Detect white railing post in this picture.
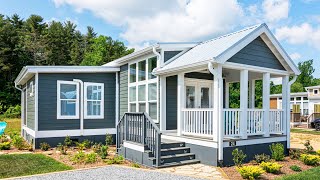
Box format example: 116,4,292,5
263,73,270,137
177,73,185,136
240,70,248,139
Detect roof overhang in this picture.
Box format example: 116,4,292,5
270,92,308,98
305,85,320,91
15,66,119,86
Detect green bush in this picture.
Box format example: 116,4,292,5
76,142,86,151
131,162,140,168
85,153,97,164
57,143,68,155
0,142,11,150
236,165,265,180
317,150,320,156
304,140,314,153
105,134,113,145
92,143,102,153
64,136,72,146
99,145,108,159
71,151,85,164
40,142,51,151
2,105,21,118
82,139,92,149
290,165,302,172
254,154,270,163
12,135,25,150
0,135,9,143
300,154,320,166
106,155,124,165
260,162,283,174
289,149,301,159
269,143,285,161
232,148,246,166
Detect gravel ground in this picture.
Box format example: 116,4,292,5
14,166,205,180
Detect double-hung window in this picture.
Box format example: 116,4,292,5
128,56,158,121
57,81,79,119
84,82,104,119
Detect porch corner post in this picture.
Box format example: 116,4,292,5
282,76,289,136
160,76,166,131
225,82,230,108
263,73,270,137
240,69,248,139
177,73,185,136
248,79,255,108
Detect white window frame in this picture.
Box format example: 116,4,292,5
314,89,319,95
128,55,158,122
29,81,34,97
84,82,104,119
57,80,80,119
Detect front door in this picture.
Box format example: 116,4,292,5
185,79,212,108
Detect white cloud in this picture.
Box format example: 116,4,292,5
262,0,289,22
275,23,320,49
290,53,301,60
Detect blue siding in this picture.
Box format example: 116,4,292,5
38,73,116,131
166,75,177,130
119,64,128,119
227,37,285,70
164,51,182,62
26,76,35,130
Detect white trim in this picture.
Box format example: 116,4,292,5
160,76,166,131
162,135,218,148
263,73,270,137
223,136,287,147
123,141,145,152
29,81,34,97
22,126,35,137
240,69,248,139
84,82,104,119
57,80,80,119
36,128,116,138
223,62,290,75
116,72,119,126
35,73,38,131
177,73,185,136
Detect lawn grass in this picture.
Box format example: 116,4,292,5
0,117,21,134
0,154,72,179
278,166,320,180
291,128,320,135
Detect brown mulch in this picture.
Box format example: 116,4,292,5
222,157,315,180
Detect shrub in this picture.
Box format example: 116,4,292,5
289,149,301,159
71,151,86,164
85,153,97,164
40,142,51,151
82,139,92,149
99,145,108,159
232,148,246,167
92,143,102,153
76,142,86,151
290,165,302,172
0,135,9,143
254,154,270,163
3,105,21,118
131,162,140,168
105,134,113,145
64,136,72,146
0,142,11,150
8,131,19,139
12,135,25,150
106,155,124,165
304,140,314,153
269,143,284,161
236,166,265,180
57,143,68,155
317,150,320,156
300,154,320,166
260,162,283,174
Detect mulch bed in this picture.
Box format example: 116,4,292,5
222,157,315,180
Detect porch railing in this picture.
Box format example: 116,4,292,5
269,109,284,134
116,112,162,167
247,109,264,135
182,108,214,138
223,109,241,137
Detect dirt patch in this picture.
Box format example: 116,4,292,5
291,132,320,150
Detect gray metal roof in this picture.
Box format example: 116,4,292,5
156,24,263,72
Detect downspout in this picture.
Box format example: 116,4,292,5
153,46,162,126
208,62,224,165
287,75,297,148
73,79,84,136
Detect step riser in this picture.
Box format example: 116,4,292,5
152,155,196,164
161,142,185,149
161,149,190,156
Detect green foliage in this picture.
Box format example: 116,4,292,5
99,145,109,159
84,153,97,164
56,143,67,155
12,135,25,150
0,142,11,150
316,150,320,156
303,140,314,153
269,143,285,161
82,139,92,149
131,162,141,168
75,142,86,151
232,148,246,167
296,60,315,89
105,133,113,145
300,154,320,166
2,105,21,118
290,165,302,172
92,142,102,153
254,154,270,163
64,136,72,147
40,142,50,151
70,151,85,164
0,135,10,143
289,149,301,159
236,165,265,180
106,155,124,165
259,162,283,174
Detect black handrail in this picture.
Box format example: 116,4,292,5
116,112,162,167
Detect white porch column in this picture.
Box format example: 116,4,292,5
177,73,185,136
263,73,270,137
225,82,230,108
160,76,166,131
282,76,289,136
240,70,248,139
248,80,255,108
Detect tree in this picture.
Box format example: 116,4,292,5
296,60,314,88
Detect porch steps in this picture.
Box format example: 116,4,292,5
148,141,200,168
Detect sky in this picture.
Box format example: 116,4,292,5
0,0,319,78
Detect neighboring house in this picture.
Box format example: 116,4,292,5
14,23,300,167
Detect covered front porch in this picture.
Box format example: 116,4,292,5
159,62,290,143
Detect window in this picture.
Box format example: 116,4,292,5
314,89,319,95
29,81,34,97
84,82,104,119
296,97,301,100
128,56,158,121
57,81,79,119
303,97,308,100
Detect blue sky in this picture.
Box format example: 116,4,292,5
0,0,319,78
